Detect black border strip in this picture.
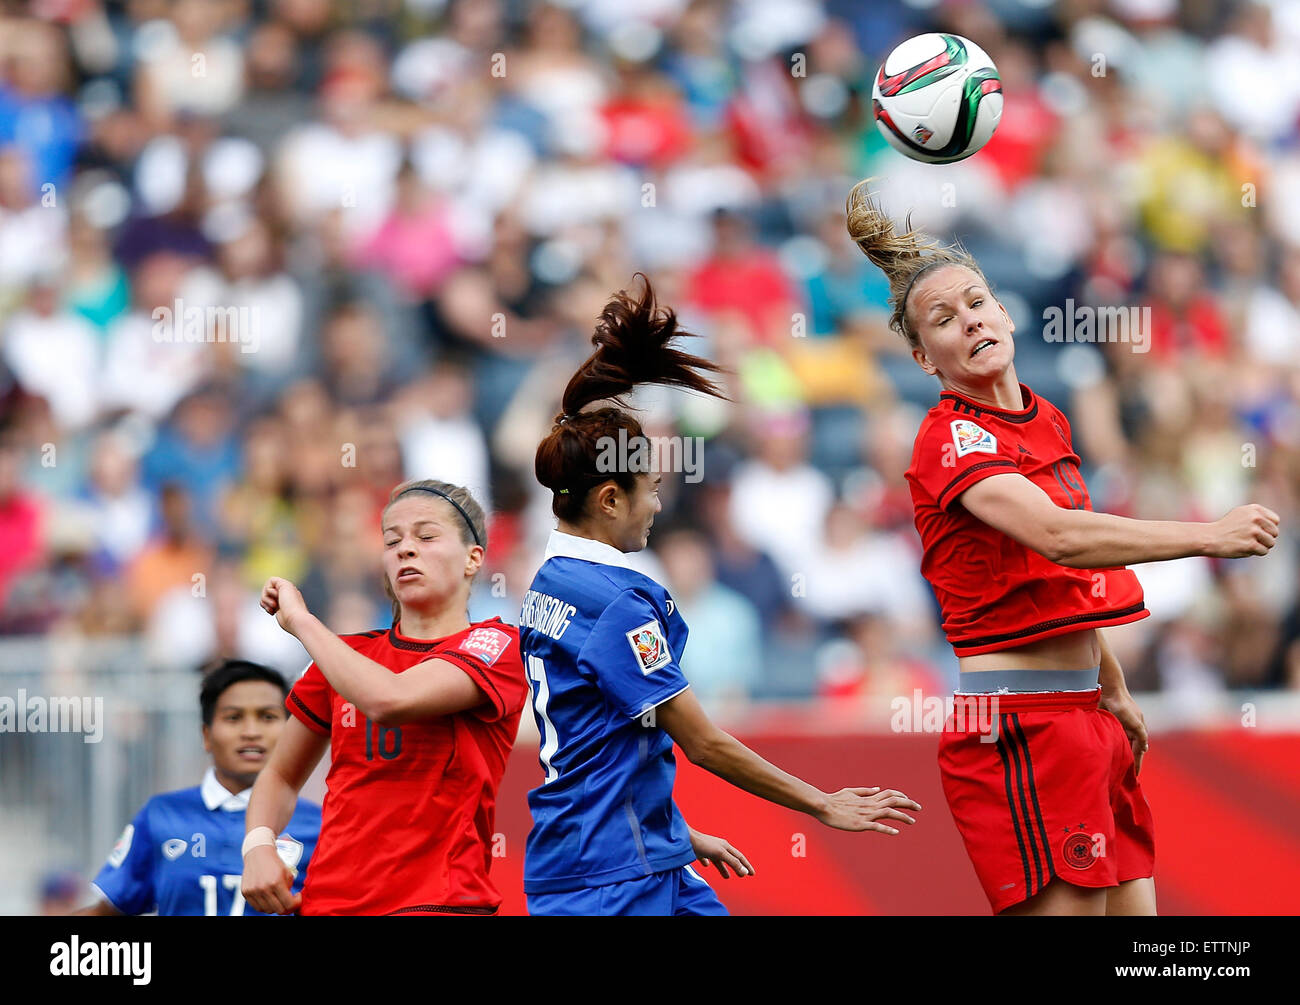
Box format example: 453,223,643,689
936,459,1018,510
995,713,1033,899
954,602,1147,651
387,628,438,652
942,389,1039,423
385,903,499,915
1011,713,1056,889
289,691,330,733
1003,717,1045,895
437,648,506,717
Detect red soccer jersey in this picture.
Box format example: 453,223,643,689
286,618,528,915
905,383,1149,656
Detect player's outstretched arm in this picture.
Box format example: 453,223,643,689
242,716,327,915
260,576,485,724
960,473,1279,569
656,689,921,834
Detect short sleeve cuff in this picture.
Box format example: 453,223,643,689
622,682,690,720
437,650,508,721
936,459,1019,511
89,881,132,916
286,691,331,736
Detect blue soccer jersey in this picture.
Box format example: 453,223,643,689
91,768,321,916
520,530,697,894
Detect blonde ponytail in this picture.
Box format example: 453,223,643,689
845,178,991,349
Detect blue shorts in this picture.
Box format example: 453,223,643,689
527,865,729,917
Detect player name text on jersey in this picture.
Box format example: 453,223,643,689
520,590,577,640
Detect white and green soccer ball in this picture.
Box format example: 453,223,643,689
872,33,1003,164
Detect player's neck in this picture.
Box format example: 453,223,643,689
944,370,1022,411
396,605,471,641
557,520,623,552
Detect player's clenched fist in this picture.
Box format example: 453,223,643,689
1208,504,1281,558
260,576,309,633
816,787,922,834
241,845,301,916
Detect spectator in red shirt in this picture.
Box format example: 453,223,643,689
600,62,694,169
1142,251,1229,362
685,209,800,347
0,428,42,615
969,40,1059,194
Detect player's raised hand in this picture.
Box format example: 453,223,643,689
689,828,754,879
260,576,309,633
1208,504,1281,558
816,787,922,834
241,845,301,915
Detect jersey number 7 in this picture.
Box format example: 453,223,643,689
527,655,560,784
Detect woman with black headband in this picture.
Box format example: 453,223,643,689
242,478,529,915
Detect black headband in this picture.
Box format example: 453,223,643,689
394,486,483,546
900,260,944,316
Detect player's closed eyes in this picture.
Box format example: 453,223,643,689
385,535,436,547
938,299,983,326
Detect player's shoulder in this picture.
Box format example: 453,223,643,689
599,580,674,627
468,616,519,639
291,629,389,681
1029,384,1064,420
449,618,522,670
535,544,671,621
912,393,978,441
141,785,205,817
339,627,389,651
541,552,632,591
909,397,999,465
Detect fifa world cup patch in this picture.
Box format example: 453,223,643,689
626,621,672,674
107,824,135,868
458,627,510,666
950,418,998,457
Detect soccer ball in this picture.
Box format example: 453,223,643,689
871,33,1002,165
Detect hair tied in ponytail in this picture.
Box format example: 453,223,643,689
535,273,729,522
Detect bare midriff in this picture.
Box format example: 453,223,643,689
957,627,1101,673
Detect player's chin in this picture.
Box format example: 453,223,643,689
965,347,1010,375
395,578,445,604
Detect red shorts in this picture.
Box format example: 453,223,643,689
938,688,1155,914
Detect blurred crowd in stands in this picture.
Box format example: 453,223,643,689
1,0,1299,712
